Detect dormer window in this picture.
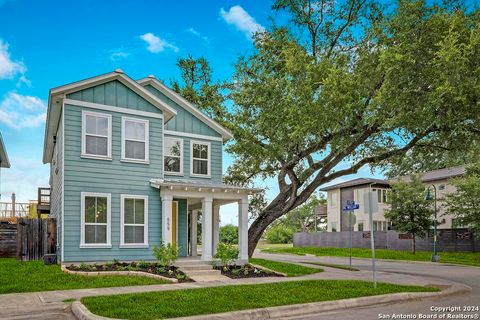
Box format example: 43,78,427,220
164,137,183,175
82,111,112,159
190,141,210,177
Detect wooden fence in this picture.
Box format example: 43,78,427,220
0,223,17,257
16,218,56,261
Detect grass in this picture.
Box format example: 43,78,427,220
262,247,480,267
302,261,360,271
0,258,170,294
249,258,323,276
256,241,293,250
81,280,438,320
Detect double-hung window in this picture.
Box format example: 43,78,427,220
121,195,148,247
122,117,149,163
82,111,111,159
190,141,210,177
80,192,111,248
164,137,183,175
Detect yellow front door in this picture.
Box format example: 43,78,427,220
172,201,178,247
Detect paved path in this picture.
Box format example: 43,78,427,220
0,255,475,319
255,252,480,320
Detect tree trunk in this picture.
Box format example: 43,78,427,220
247,206,287,257
412,234,416,254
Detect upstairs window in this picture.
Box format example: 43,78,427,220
164,137,183,175
82,111,111,159
122,117,149,162
191,141,210,177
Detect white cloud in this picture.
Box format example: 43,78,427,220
0,92,46,129
139,33,179,53
220,5,265,39
186,27,210,44
0,39,26,80
109,50,130,61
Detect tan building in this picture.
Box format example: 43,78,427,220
320,166,466,232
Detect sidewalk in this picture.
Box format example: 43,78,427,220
0,260,468,319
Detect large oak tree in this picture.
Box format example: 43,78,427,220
172,1,480,256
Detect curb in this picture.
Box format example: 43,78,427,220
61,265,178,283
71,282,471,320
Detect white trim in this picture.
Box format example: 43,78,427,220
190,140,211,178
80,192,112,248
61,102,65,262
81,110,112,160
164,130,223,142
121,116,150,163
137,77,233,141
163,137,183,176
65,99,163,119
120,194,149,248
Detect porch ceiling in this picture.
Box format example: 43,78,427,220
149,178,263,196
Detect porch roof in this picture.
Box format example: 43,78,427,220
149,178,263,194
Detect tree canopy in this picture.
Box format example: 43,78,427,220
171,0,480,256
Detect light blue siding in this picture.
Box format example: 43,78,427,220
68,80,161,114
165,134,223,183
143,84,221,137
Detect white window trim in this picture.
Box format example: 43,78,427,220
80,192,112,248
120,194,149,248
81,110,112,160
121,116,150,164
164,137,184,176
190,140,211,178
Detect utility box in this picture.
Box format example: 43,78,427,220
43,254,57,265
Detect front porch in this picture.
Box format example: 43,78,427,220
150,179,262,264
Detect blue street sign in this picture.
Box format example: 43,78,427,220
343,204,359,211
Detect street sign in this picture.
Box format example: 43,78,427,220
343,204,359,211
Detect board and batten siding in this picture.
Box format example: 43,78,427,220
143,84,222,138
49,111,63,260
62,99,165,262
176,199,188,257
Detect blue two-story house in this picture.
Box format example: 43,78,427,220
43,69,259,264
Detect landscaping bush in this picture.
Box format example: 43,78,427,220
219,224,238,244
214,242,238,270
152,242,179,267
265,225,295,244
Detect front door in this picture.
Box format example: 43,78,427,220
172,201,178,247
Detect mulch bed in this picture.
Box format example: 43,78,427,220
66,261,193,282
215,264,284,279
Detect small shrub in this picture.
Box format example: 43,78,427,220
112,258,120,265
156,266,166,274
231,268,241,276
214,242,238,270
138,260,151,269
168,269,174,276
265,225,294,244
176,273,186,280
152,242,179,267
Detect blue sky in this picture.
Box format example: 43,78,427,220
0,0,383,225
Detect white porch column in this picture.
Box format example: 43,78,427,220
238,196,249,261
161,194,173,245
212,205,220,255
191,209,198,257
201,196,213,261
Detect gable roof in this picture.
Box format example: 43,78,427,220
320,178,390,191
137,76,233,141
395,165,466,183
43,70,178,164
0,132,10,168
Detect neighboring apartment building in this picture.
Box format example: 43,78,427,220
320,166,466,232
43,70,261,263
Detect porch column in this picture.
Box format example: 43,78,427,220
190,209,198,257
238,196,249,261
212,205,220,255
201,196,213,261
161,194,173,244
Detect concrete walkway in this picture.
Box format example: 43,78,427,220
0,258,465,319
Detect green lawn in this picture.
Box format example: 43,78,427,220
262,247,480,267
82,280,438,320
256,241,293,250
0,258,170,294
249,258,323,276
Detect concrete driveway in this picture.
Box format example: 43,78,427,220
255,252,480,320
